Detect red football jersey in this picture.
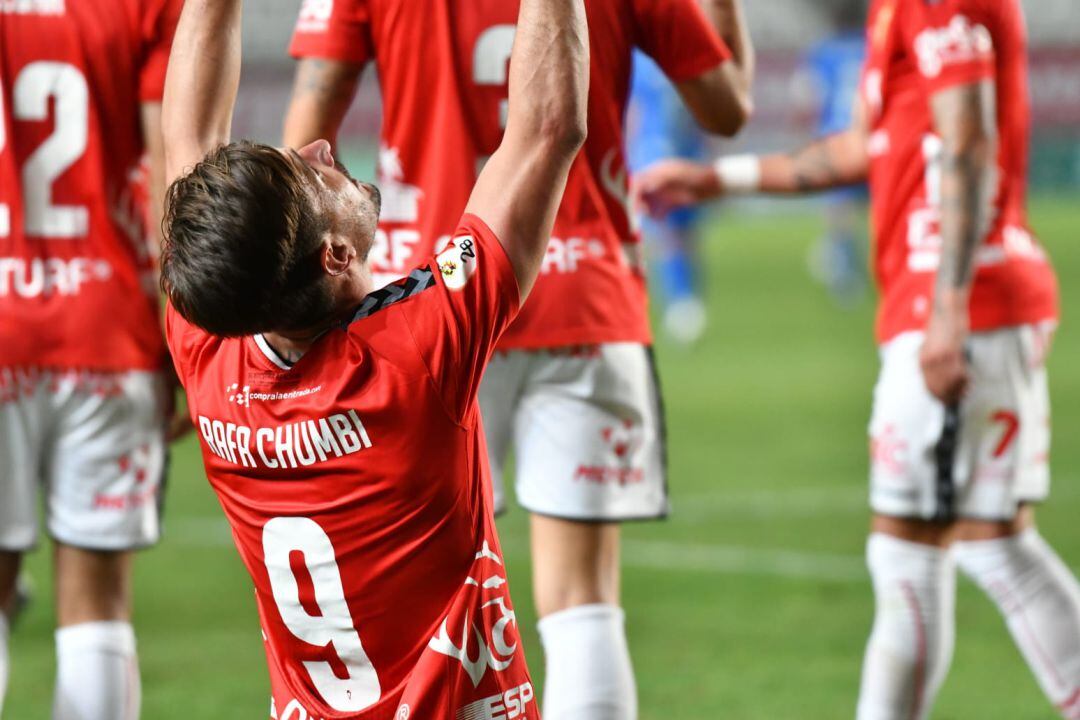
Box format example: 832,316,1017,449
0,0,180,371
167,216,538,720
290,0,730,349
862,0,1057,343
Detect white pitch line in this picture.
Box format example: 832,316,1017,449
162,474,1080,584
164,516,868,583
621,539,867,583
671,486,866,520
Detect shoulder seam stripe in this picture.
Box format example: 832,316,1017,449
347,267,436,324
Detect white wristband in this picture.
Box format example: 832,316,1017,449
714,154,761,193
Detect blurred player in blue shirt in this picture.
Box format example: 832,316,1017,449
627,51,710,344
797,3,868,306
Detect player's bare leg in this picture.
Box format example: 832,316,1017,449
0,550,19,714
52,544,139,720
954,508,1080,719
532,516,635,720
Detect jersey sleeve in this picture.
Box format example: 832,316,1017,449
399,214,521,425
633,0,732,83
164,302,206,388
289,0,374,66
138,0,182,102
905,0,998,93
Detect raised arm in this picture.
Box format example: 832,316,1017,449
918,79,997,403
161,0,242,184
283,58,365,151
634,93,869,218
676,0,755,135
140,103,166,258
463,0,589,300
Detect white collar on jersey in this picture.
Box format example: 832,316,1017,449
253,333,294,370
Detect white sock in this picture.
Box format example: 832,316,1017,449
956,529,1080,718
856,534,956,720
0,613,9,717
53,621,139,720
537,603,637,720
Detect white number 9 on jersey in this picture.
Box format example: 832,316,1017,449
263,517,381,712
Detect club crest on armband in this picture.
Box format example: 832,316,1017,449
436,235,478,291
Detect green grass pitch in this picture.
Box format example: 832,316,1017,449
6,198,1079,719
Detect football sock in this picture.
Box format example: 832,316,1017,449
955,529,1080,719
856,533,956,720
53,621,139,720
537,603,637,720
0,613,9,716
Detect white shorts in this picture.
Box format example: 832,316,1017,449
869,324,1052,521
0,369,167,551
479,344,668,521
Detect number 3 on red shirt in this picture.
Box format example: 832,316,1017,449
263,517,382,712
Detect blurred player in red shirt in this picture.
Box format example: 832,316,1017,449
160,0,587,716
285,2,753,715
634,0,1080,717
0,1,180,716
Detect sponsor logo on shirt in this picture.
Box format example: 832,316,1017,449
0,257,112,298
429,542,520,686
197,410,372,470
295,0,332,33
377,145,424,223
914,14,993,78
456,682,535,720
599,147,631,227
0,0,64,15
224,382,323,407
437,235,478,291
540,236,607,275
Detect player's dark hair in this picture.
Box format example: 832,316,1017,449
161,141,333,337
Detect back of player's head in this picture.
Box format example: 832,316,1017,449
161,141,334,337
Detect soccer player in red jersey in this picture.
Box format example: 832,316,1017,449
284,3,753,715
0,1,181,716
634,0,1080,717
160,0,587,715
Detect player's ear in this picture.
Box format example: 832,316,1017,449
322,237,355,277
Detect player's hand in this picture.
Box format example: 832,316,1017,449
631,159,722,219
919,297,970,405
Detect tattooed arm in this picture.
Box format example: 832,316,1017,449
633,93,869,217
282,58,365,150
918,80,998,403
756,117,868,193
